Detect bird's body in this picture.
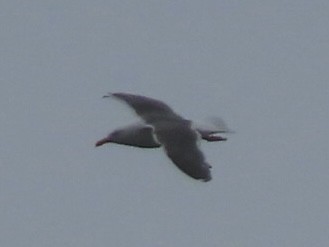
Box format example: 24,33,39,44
96,123,160,148
95,121,227,148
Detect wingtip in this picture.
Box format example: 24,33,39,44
202,176,212,182
103,92,130,99
102,92,113,98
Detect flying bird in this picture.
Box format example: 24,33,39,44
96,93,230,182
95,122,228,148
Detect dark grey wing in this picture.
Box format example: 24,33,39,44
154,121,212,182
107,92,184,123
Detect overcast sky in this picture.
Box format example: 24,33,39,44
1,1,329,246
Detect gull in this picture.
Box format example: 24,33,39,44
95,121,228,148
96,93,230,182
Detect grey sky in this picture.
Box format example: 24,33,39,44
1,1,329,246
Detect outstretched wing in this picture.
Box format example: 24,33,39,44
154,121,212,182
107,92,183,123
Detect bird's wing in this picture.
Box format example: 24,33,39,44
107,92,184,123
154,121,212,182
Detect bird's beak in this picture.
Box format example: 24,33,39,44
95,136,111,147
